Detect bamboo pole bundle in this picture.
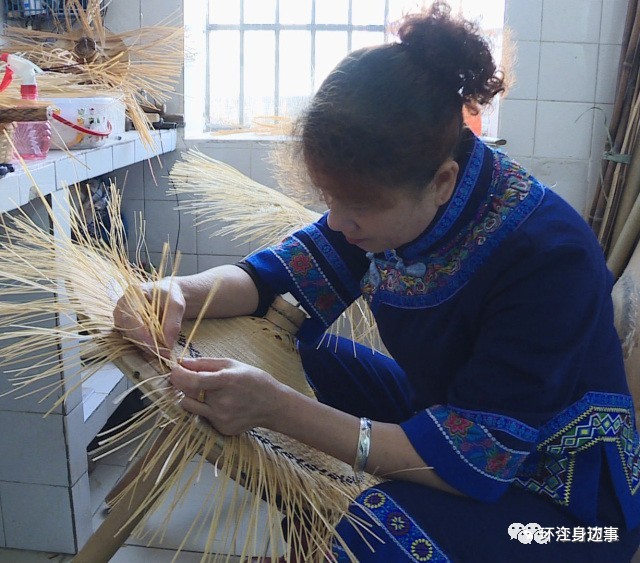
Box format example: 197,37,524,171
588,0,640,271
169,149,386,353
1,0,183,146
0,180,380,562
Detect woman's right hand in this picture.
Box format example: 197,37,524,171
112,277,186,358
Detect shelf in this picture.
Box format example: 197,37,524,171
81,362,133,452
0,128,177,214
0,126,177,554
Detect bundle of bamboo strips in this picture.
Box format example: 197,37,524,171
0,180,378,562
169,149,385,353
1,0,183,147
588,0,640,277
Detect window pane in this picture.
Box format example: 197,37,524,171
210,31,241,127
279,0,312,25
351,31,385,51
352,0,386,25
244,31,276,124
209,0,240,25
244,0,276,24
314,31,348,89
460,0,505,30
387,0,425,24
279,31,312,117
315,0,349,24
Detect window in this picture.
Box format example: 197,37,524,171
184,0,505,138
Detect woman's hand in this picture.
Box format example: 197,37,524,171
113,278,186,358
170,357,286,435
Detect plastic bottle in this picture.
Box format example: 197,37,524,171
0,53,51,161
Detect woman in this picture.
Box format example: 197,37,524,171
115,4,640,561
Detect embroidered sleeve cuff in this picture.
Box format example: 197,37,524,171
401,406,536,502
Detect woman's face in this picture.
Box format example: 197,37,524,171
319,180,441,253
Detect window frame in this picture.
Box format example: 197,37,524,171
203,0,392,131
184,0,504,139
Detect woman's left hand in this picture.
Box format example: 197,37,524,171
169,357,285,435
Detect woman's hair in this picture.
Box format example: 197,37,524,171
296,1,505,195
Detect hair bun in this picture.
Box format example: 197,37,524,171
396,1,505,108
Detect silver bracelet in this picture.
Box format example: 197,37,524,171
353,417,372,480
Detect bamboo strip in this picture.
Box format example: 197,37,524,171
0,177,379,561
169,149,386,353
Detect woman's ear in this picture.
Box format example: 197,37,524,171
432,159,459,206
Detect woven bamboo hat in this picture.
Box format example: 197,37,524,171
116,294,370,487
106,294,380,562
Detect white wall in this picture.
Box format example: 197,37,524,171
500,0,627,215
106,0,628,276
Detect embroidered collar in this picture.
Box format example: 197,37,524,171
361,149,546,309
401,134,486,260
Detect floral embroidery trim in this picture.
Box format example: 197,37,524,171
269,236,347,328
361,151,545,309
408,136,485,257
515,393,640,505
449,405,539,443
426,405,530,482
302,222,362,297
359,488,450,562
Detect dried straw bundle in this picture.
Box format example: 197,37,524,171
2,0,183,146
169,149,385,352
0,183,380,562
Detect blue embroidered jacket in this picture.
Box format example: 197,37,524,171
244,135,640,530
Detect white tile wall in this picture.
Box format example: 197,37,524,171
600,0,629,44
197,254,246,272
196,215,254,258
534,101,595,159
504,0,543,41
508,41,540,100
0,411,69,487
143,151,183,201
0,359,64,415
144,199,197,254
596,43,624,103
70,474,94,549
115,161,145,200
529,158,590,211
0,481,76,553
500,0,629,215
537,42,599,102
250,145,280,189
541,0,603,43
116,137,290,273
146,252,199,276
499,99,537,155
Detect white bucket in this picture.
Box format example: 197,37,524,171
45,97,126,150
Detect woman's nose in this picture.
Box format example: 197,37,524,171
327,207,357,234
